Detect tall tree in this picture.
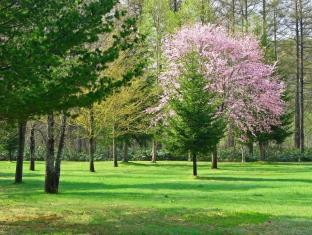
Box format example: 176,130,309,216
165,53,225,176
1,0,140,190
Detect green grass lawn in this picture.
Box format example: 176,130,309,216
0,161,312,234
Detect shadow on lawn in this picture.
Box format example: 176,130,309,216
119,161,196,168
1,206,312,234
197,176,312,184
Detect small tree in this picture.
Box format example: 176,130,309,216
166,54,225,176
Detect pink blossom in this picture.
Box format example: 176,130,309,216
158,23,285,135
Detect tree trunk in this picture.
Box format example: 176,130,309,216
211,147,218,169
29,124,35,171
299,0,304,155
294,0,301,149
173,0,178,12
248,141,253,157
192,152,197,176
77,137,82,153
273,2,277,60
241,146,245,163
55,113,67,189
244,0,248,33
262,0,266,34
113,125,118,167
151,139,157,163
226,127,235,148
89,109,95,172
45,114,57,194
123,140,129,162
15,120,27,184
188,150,191,161
259,142,265,161
231,0,235,33
8,149,12,162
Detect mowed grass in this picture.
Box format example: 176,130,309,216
0,161,312,234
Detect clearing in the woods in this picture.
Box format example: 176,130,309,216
0,161,311,234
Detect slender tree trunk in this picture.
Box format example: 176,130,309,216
15,120,27,184
188,150,191,161
262,0,266,33
273,3,277,60
248,141,253,157
151,139,157,163
173,0,178,12
244,0,248,33
29,124,35,171
192,152,197,176
55,113,67,189
77,137,82,153
299,0,304,155
259,142,265,161
89,109,95,172
45,114,57,194
211,147,218,169
113,125,118,167
123,140,129,162
294,0,301,149
232,0,235,33
226,127,235,148
8,149,12,162
241,146,245,163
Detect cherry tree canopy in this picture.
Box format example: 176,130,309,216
156,23,285,135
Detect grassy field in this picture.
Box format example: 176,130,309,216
0,161,311,234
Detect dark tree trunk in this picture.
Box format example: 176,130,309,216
29,124,35,171
123,140,129,162
244,0,248,32
15,120,27,184
172,0,178,12
113,125,118,167
248,142,254,157
273,4,277,60
231,0,235,33
55,113,67,189
151,139,157,163
294,0,300,149
113,137,118,167
8,149,12,162
299,0,304,155
211,147,218,169
89,109,95,172
259,142,266,161
77,137,82,153
262,0,266,33
45,114,57,194
226,127,235,148
192,152,197,176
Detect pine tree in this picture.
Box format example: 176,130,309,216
165,54,225,176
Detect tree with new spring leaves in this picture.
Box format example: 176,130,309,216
0,0,142,193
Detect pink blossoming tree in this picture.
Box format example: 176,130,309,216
150,23,286,169
157,23,285,138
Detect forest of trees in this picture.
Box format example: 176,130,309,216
1,0,312,193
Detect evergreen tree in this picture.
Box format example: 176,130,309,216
165,54,225,176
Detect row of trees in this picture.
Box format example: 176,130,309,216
0,0,143,193
1,0,308,191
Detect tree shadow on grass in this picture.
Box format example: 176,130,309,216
197,176,312,184
119,161,196,168
1,206,311,234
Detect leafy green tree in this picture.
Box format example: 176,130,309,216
0,1,141,191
